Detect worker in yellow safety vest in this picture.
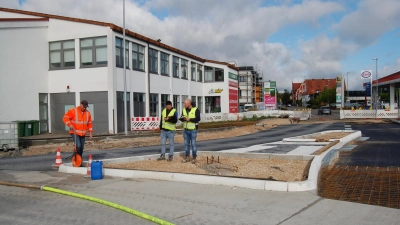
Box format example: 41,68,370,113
180,98,201,164
157,101,178,161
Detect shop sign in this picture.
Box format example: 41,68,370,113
209,88,223,94
229,80,238,88
229,72,238,81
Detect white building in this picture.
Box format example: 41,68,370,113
0,8,239,135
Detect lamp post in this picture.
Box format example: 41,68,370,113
122,0,128,135
372,58,378,109
347,72,350,105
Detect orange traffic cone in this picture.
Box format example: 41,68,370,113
52,148,63,167
84,154,92,178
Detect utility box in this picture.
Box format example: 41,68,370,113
0,122,19,152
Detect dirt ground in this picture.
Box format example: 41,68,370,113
0,118,390,158
104,155,310,182
306,132,350,140
6,118,291,157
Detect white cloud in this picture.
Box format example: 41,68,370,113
333,0,400,45
0,0,349,90
380,58,400,77
296,35,357,78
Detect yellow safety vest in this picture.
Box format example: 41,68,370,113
162,108,177,131
182,107,197,130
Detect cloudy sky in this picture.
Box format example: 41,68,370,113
3,0,400,90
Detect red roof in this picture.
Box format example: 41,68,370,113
0,7,238,71
372,71,400,85
303,79,336,95
292,83,301,93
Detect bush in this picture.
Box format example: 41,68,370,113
311,105,319,109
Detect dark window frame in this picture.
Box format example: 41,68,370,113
80,36,108,68
191,62,196,81
132,43,145,71
197,64,203,82
49,39,75,70
160,52,169,76
149,48,158,74
173,56,179,78
181,59,188,79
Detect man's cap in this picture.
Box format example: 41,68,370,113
166,100,172,106
81,100,89,107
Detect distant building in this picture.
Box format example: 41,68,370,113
238,66,263,109
292,78,344,106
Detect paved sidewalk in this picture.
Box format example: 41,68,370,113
0,170,398,225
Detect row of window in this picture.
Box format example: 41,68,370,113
49,36,225,83
134,92,203,117
50,36,107,69
148,48,204,82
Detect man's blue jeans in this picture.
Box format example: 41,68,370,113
161,130,175,157
71,134,85,156
183,129,197,157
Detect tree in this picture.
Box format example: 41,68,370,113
282,90,291,105
316,87,336,106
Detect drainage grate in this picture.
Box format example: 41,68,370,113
318,166,400,209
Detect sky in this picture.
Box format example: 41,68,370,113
3,0,400,91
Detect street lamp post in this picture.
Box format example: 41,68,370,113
347,72,350,105
373,58,378,109
123,0,128,135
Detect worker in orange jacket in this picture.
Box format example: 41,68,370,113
63,100,93,157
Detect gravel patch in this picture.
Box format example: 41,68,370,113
10,119,291,157
104,155,311,182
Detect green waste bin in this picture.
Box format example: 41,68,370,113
31,120,40,135
24,121,33,137
13,121,26,138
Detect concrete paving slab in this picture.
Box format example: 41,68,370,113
0,170,398,225
286,146,322,155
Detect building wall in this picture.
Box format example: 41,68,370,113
0,21,49,121
0,10,239,134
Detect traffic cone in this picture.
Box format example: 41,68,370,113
84,154,92,178
52,148,62,167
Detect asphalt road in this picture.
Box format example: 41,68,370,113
0,123,345,171
336,123,400,167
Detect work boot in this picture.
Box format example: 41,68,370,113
182,156,190,163
191,156,197,164
167,155,173,162
157,154,166,161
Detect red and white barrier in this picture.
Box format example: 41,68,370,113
131,117,160,130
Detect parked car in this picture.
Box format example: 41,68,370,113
318,106,331,115
286,104,291,107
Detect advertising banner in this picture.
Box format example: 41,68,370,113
365,82,371,97
264,84,276,109
229,88,238,113
264,95,276,108
229,80,238,88
336,76,342,106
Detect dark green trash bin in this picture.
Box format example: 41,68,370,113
13,121,25,138
31,120,40,135
24,121,33,137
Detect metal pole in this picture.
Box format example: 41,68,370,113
347,72,349,104
373,58,378,109
123,0,127,135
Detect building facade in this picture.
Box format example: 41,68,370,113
0,8,239,135
238,66,263,109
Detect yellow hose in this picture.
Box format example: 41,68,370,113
40,186,174,225
0,181,174,225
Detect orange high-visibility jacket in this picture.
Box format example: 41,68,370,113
63,106,93,136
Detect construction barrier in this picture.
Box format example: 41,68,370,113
131,110,311,130
131,117,160,130
340,110,400,119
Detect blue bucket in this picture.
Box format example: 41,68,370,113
91,161,103,180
